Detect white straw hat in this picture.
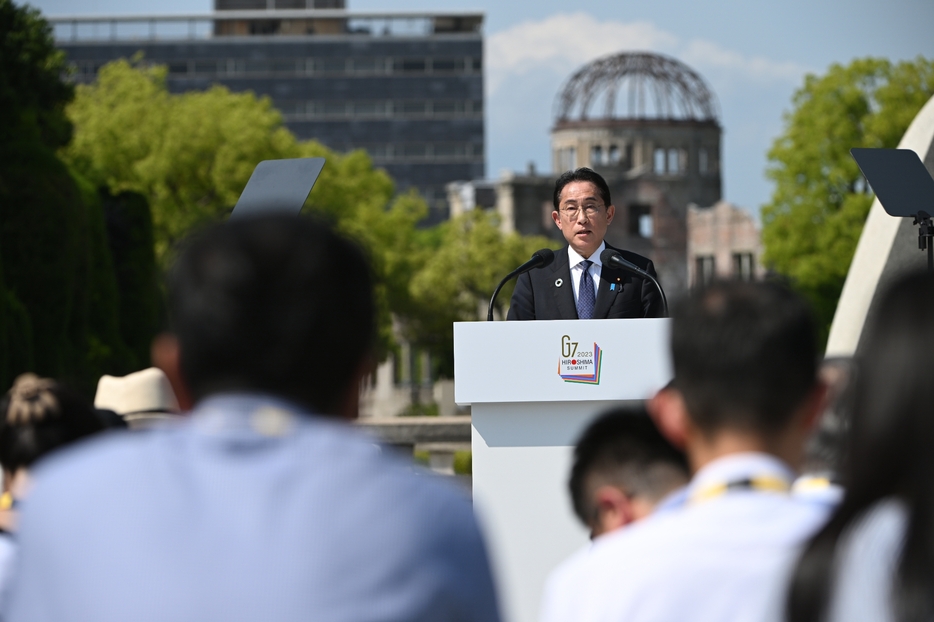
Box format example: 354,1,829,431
94,368,180,423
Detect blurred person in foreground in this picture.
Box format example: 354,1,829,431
0,374,104,600
3,214,501,622
541,405,688,620
540,279,829,622
791,357,852,508
786,271,934,622
569,405,688,539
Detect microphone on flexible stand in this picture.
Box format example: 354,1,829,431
600,248,669,318
487,249,556,321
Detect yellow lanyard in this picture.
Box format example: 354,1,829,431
690,475,791,505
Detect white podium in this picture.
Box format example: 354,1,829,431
454,319,672,622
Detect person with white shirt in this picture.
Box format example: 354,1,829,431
786,271,934,622
540,279,830,622
507,168,663,320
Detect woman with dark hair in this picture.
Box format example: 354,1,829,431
0,374,104,599
786,270,934,622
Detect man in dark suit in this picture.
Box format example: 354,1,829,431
507,168,663,320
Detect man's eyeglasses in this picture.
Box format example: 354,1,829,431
562,204,604,219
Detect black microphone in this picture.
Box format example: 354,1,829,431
600,248,669,318
487,249,556,321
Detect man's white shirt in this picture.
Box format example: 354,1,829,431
540,452,831,622
568,242,605,306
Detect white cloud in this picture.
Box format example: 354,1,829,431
486,14,811,97
484,13,812,210
486,13,677,95
680,39,812,84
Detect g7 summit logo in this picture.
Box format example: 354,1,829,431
558,335,602,385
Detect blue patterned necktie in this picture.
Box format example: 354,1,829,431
577,259,595,319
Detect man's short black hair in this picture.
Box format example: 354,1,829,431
167,214,376,415
671,280,818,435
569,406,688,526
553,168,612,210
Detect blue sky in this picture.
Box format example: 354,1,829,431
29,0,934,216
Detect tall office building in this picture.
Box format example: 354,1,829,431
50,1,485,223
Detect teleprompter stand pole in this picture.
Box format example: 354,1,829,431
912,210,934,272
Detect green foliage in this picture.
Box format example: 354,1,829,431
453,450,471,476
64,58,562,378
99,189,162,369
398,402,439,417
0,141,137,393
0,0,73,148
762,57,934,334
410,450,471,475
70,172,136,381
296,142,423,357
65,58,300,261
0,4,148,395
65,59,431,360
407,210,559,376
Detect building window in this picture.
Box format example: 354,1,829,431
394,58,427,73
629,204,652,238
695,256,716,287
559,147,576,172
608,144,620,164
431,58,459,73
699,147,718,174
399,100,428,116
591,145,603,166
356,142,482,163
654,148,666,173
733,253,755,281
281,98,481,120
351,57,387,73
314,57,347,74
667,148,686,175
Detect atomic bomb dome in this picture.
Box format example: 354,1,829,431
548,51,724,296
554,52,719,123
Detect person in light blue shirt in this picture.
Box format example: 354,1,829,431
3,214,501,622
540,280,831,622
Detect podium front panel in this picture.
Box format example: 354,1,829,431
454,319,671,404
455,319,672,622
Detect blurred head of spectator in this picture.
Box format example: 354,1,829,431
788,271,934,622
152,213,376,418
652,279,823,472
0,374,103,523
569,405,688,538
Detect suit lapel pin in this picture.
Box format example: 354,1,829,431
610,283,616,291
555,278,563,287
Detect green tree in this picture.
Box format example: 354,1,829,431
99,189,162,370
65,58,300,261
65,59,429,357
0,1,135,393
0,0,73,149
762,56,934,333
407,210,558,376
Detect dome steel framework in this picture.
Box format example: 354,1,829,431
554,52,719,123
